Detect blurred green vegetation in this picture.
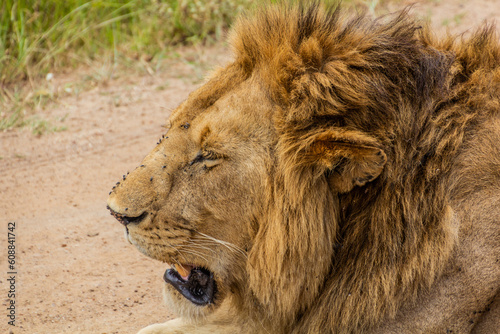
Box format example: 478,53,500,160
0,0,255,85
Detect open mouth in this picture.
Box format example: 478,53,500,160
164,264,217,306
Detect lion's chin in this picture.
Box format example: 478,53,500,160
164,264,217,306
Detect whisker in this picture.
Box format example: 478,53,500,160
194,232,248,259
176,248,211,263
180,243,218,256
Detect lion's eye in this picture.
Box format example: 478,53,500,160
190,151,223,169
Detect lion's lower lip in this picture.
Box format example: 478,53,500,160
164,266,217,306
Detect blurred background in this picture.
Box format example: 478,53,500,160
1,0,499,133
1,0,499,333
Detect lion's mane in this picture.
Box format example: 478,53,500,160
227,5,500,333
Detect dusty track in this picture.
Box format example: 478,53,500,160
1,1,499,333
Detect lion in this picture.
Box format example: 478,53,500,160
107,4,500,334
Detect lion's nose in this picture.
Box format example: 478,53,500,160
107,206,148,226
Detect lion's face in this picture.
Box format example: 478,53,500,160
107,76,274,316
107,60,388,321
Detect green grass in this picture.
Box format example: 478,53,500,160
0,0,386,133
0,0,254,85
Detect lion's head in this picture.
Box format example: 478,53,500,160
107,68,276,317
108,4,500,333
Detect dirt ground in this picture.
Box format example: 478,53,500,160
1,1,499,333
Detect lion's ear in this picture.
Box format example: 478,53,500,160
305,130,387,193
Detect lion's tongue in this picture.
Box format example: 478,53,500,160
173,264,193,280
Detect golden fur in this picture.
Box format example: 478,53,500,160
107,4,500,333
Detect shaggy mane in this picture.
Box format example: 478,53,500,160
228,3,500,333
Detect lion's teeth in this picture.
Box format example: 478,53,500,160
173,264,190,279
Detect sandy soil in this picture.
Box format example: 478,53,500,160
1,1,499,333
